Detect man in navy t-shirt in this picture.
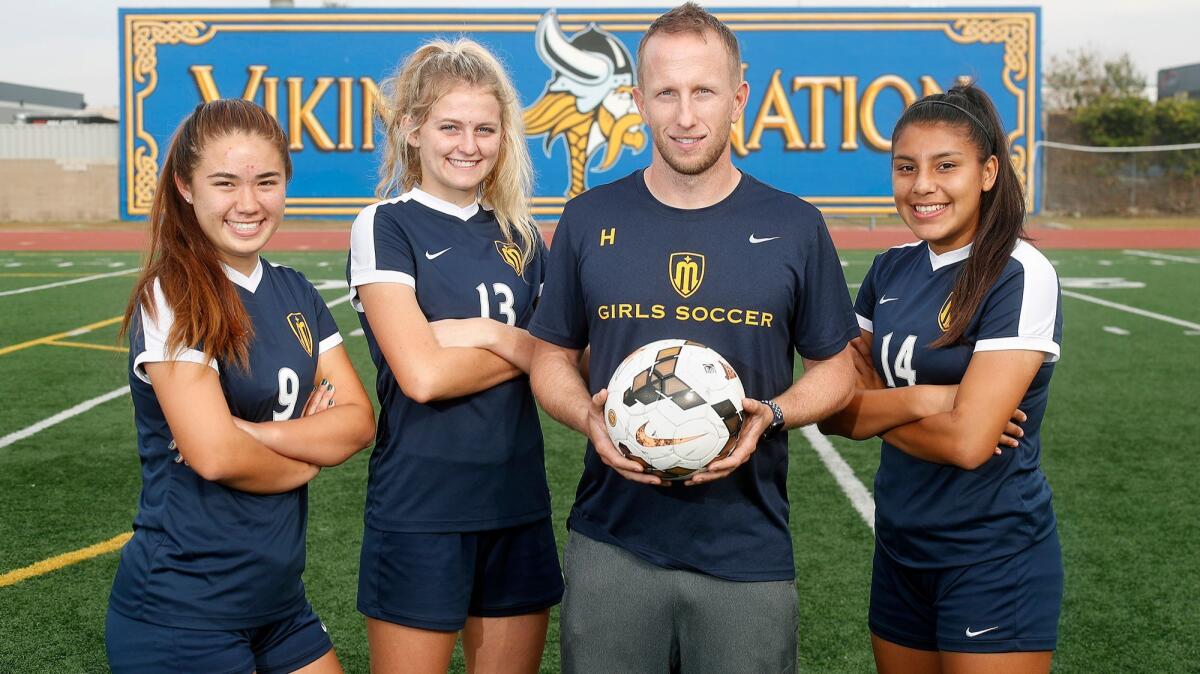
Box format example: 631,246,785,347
528,4,858,671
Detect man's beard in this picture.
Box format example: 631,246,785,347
653,127,729,177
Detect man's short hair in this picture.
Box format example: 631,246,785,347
636,2,742,85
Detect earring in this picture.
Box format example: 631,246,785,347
185,196,192,204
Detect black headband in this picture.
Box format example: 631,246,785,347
908,99,995,151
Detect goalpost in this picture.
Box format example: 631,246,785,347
1037,140,1200,216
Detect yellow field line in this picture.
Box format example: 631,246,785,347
0,532,132,588
0,315,123,358
44,340,128,354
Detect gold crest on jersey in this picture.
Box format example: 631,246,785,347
287,312,313,356
669,252,705,299
938,293,954,332
495,241,525,277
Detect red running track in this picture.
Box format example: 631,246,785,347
1,228,1198,252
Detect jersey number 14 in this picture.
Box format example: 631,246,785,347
879,332,918,387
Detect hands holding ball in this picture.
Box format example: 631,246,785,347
587,339,777,486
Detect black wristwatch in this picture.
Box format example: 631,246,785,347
759,399,785,439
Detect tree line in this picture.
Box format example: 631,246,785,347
1046,49,1200,152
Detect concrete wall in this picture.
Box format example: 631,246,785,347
0,159,117,222
0,125,118,222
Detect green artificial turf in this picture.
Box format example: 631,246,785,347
0,249,1196,672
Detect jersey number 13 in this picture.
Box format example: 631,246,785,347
476,282,516,326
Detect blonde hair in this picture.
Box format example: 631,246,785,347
377,39,539,269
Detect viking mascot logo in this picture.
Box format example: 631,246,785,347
524,10,646,197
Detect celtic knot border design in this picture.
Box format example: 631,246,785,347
945,16,1036,199
128,20,215,211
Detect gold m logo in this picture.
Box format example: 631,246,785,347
287,312,313,357
495,241,525,277
669,252,705,299
938,293,954,332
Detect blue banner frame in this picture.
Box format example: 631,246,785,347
119,7,1041,219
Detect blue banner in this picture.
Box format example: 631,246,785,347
119,7,1041,219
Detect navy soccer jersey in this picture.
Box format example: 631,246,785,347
347,188,549,532
530,170,858,581
855,239,1063,569
110,259,342,629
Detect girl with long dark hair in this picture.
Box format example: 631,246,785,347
821,82,1063,673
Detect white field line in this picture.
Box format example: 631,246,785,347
1122,249,1200,264
799,425,875,532
1062,290,1200,332
325,292,354,309
803,285,1198,529
0,291,349,451
0,268,137,298
0,386,131,450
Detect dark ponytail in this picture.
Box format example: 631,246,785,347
892,82,1027,348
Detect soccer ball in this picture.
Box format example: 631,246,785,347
603,339,745,480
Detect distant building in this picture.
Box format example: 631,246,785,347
18,114,116,125
0,81,89,124
1158,63,1200,100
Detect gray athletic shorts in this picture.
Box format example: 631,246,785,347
560,531,798,673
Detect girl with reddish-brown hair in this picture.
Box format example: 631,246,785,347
106,98,374,673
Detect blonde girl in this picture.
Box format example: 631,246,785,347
347,39,560,674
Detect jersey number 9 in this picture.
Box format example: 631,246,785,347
273,367,300,420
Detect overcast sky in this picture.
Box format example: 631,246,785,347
2,0,1195,108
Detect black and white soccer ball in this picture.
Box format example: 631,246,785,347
603,339,745,480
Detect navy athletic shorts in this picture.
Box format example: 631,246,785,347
357,516,564,631
869,529,1063,653
105,602,332,673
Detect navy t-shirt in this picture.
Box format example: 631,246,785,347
530,170,858,581
855,239,1062,569
109,259,342,629
347,188,550,532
